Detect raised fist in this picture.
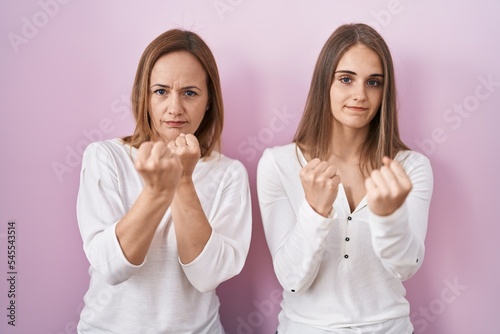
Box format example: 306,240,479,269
167,133,201,178
300,158,341,217
365,157,412,216
135,141,182,195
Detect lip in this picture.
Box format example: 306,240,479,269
163,121,187,127
345,106,369,112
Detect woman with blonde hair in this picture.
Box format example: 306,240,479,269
77,29,252,333
257,23,433,333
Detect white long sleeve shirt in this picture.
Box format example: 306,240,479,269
257,144,433,334
76,138,252,334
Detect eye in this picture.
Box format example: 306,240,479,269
184,90,197,97
339,76,352,84
154,89,167,96
367,79,382,87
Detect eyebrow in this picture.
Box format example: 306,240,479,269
150,83,202,90
334,70,384,77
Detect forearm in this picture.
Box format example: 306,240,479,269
171,177,212,264
274,232,323,293
116,189,174,265
370,153,433,280
370,203,425,280
270,201,336,293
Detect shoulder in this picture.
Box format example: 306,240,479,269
87,138,131,153
396,150,431,169
257,143,303,180
396,150,433,183
263,143,298,156
259,143,299,164
200,152,249,179
82,138,134,170
84,138,132,158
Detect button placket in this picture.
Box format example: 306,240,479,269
344,216,352,260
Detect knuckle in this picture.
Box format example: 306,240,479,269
135,162,144,171
306,174,315,183
326,180,337,190
301,170,311,179
378,189,389,199
405,182,413,192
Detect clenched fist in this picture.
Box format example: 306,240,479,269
300,158,341,217
365,157,412,216
135,141,182,195
167,133,201,178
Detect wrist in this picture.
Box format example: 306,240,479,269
174,176,195,197
310,204,333,218
142,186,175,202
177,174,194,185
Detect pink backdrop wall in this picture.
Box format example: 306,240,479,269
1,1,499,333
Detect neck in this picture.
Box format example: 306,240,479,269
330,123,369,163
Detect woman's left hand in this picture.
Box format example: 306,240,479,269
167,133,201,178
365,156,412,216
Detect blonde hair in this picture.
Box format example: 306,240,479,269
123,29,223,158
293,23,408,175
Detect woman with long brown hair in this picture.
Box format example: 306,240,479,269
257,23,433,333
77,29,251,333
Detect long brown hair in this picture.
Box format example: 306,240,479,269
123,29,224,158
293,23,408,175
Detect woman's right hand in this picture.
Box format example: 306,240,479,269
135,141,182,195
300,158,341,217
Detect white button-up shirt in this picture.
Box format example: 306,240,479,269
77,138,252,334
257,143,433,334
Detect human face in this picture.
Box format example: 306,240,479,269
330,44,384,132
149,51,209,142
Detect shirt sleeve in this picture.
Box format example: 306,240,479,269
77,142,142,285
257,148,336,294
369,152,434,281
180,159,252,293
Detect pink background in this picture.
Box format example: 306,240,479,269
1,1,499,333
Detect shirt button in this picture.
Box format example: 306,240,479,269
347,216,352,221
345,237,350,241
344,254,349,259
291,289,296,293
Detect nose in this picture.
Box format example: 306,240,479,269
352,82,367,102
167,93,183,115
